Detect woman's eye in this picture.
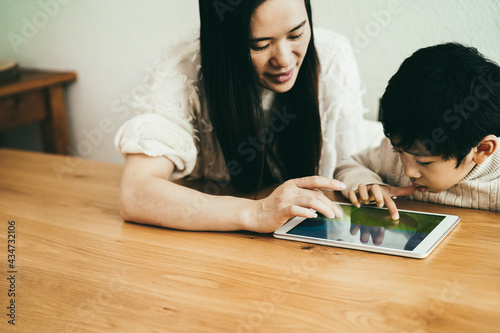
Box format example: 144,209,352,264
251,44,269,51
289,33,303,40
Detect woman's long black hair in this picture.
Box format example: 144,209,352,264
199,0,322,193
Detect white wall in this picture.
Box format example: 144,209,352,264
0,0,499,164
314,0,500,121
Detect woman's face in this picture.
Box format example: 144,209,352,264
250,0,311,93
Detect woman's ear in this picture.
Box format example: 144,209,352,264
473,135,498,164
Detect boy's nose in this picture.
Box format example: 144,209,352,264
400,154,421,179
404,164,421,179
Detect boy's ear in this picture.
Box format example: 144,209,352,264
473,135,498,164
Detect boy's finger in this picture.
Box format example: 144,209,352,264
371,185,385,208
390,185,416,197
383,193,400,220
357,184,371,203
348,190,361,208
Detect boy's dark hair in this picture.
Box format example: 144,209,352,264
380,42,500,166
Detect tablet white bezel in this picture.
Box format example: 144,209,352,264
273,203,460,259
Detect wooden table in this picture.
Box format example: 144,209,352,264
0,149,499,333
0,69,77,154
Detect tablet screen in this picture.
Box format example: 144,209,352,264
287,204,446,251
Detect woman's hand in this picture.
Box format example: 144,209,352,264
348,184,416,220
249,176,347,233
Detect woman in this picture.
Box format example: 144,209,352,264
115,0,380,233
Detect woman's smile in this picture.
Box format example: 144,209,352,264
267,68,294,83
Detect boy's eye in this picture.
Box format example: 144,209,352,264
416,161,432,166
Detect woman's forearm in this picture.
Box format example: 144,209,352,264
119,155,256,231
119,154,346,233
120,176,256,231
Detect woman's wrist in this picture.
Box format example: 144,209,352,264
235,197,260,232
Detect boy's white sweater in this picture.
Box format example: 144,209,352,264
334,138,500,212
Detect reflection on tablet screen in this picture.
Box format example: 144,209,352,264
287,205,445,251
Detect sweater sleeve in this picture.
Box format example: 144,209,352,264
334,138,399,197
114,31,200,180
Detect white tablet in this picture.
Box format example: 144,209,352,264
273,203,460,259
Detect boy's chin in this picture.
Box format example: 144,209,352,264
415,185,442,193
425,187,449,194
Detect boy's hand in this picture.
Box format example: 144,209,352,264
348,184,416,220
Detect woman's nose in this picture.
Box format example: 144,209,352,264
270,42,293,68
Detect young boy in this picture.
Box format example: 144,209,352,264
334,42,500,219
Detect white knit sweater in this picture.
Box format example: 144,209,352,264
114,27,383,182
334,138,500,212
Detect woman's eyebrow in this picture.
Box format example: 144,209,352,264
250,20,307,43
290,20,307,33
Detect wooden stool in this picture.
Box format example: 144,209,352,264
0,67,77,154
0,59,20,84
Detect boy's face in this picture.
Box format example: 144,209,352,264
392,142,476,193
